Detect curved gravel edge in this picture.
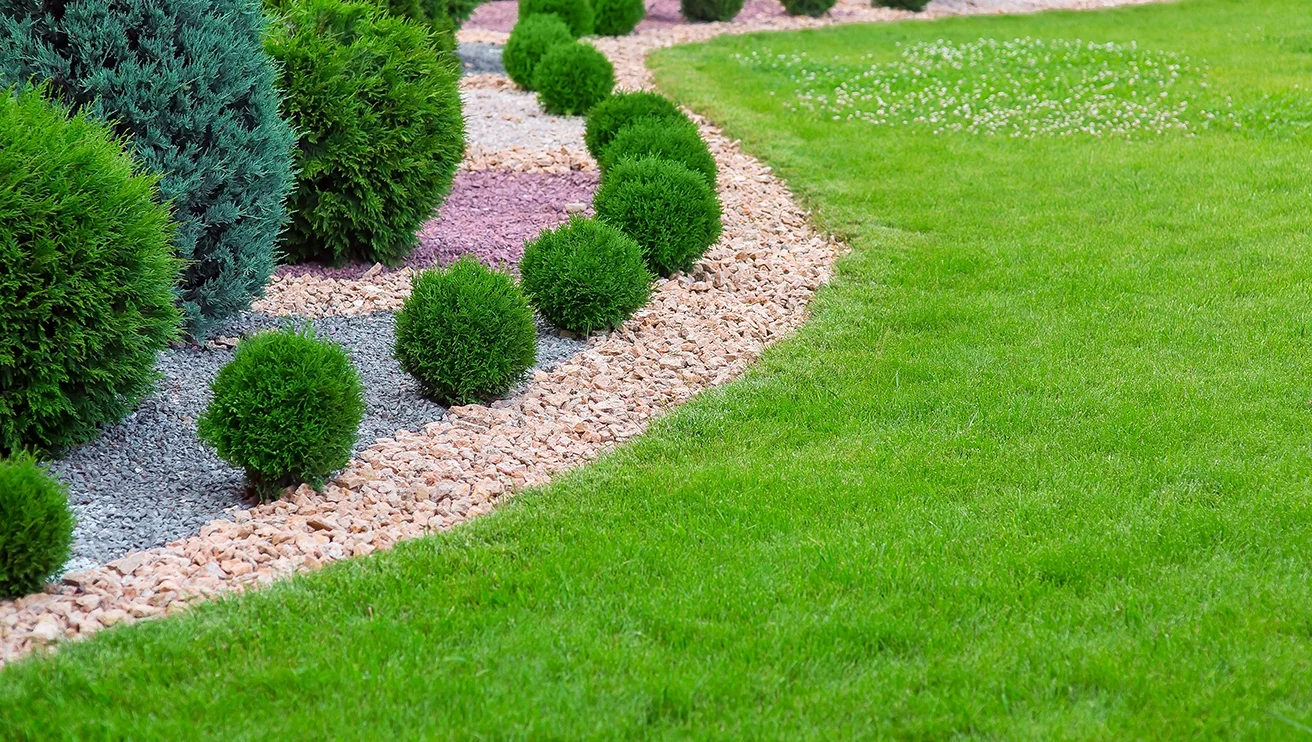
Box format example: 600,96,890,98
0,0,1167,666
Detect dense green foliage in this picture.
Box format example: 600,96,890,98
0,86,181,457
584,91,688,159
0,455,74,598
198,329,364,500
593,156,722,276
6,2,1312,738
266,0,465,267
0,0,295,340
874,0,929,10
781,0,835,17
520,217,652,334
593,0,643,35
600,116,717,186
679,0,742,22
503,14,575,89
394,259,538,406
519,0,593,36
533,42,615,115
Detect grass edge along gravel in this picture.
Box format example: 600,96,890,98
4,0,1312,737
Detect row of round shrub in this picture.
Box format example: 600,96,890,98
504,13,575,89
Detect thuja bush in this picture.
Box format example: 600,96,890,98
874,0,929,9
534,42,615,116
584,91,689,160
0,86,181,456
503,14,574,90
519,0,593,37
0,0,296,340
394,259,538,405
680,0,743,22
521,217,653,335
0,455,74,597
267,0,465,267
594,156,722,276
593,0,643,36
600,117,718,187
198,328,364,500
781,0,836,17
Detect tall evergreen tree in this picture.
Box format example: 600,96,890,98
0,0,296,339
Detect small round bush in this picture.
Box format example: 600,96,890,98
0,455,75,598
600,117,718,187
680,0,743,22
534,42,616,116
198,328,365,500
0,86,181,457
503,14,575,90
781,0,835,16
266,0,466,267
593,0,644,35
519,0,594,36
594,157,722,276
521,217,653,334
874,0,929,9
584,91,689,160
394,259,538,406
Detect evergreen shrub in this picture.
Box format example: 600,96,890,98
503,13,574,90
584,91,689,160
781,0,835,16
600,117,717,187
874,0,929,9
679,0,743,22
519,0,593,37
534,41,615,116
520,217,653,335
593,156,722,276
594,0,643,36
0,455,74,598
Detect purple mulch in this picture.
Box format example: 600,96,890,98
275,169,599,280
464,0,791,33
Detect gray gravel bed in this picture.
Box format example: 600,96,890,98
459,42,505,75
52,312,586,572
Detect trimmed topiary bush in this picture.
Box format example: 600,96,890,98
503,14,575,90
593,0,643,35
0,454,74,598
267,0,466,267
600,117,718,187
0,86,181,457
584,91,689,160
781,0,835,17
520,217,653,335
394,258,538,406
874,0,930,9
680,0,743,22
198,328,365,500
0,0,296,340
594,156,722,276
534,42,615,116
519,0,593,37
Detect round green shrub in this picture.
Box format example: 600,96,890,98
198,328,365,500
519,0,594,37
0,455,75,598
781,0,835,16
503,14,575,90
594,157,722,276
0,0,296,340
593,0,644,35
600,117,718,188
0,86,181,457
520,217,653,335
394,259,538,406
679,0,743,22
534,42,615,116
874,0,930,9
266,0,466,267
584,91,689,160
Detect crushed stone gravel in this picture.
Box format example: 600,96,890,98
458,41,505,74
51,313,584,572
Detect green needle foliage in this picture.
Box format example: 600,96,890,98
584,91,690,159
680,0,743,22
600,116,717,187
533,42,615,116
0,0,296,340
198,328,364,501
521,216,652,334
503,13,575,90
0,454,74,598
519,0,594,37
394,259,538,406
593,156,722,276
781,0,836,17
267,0,466,268
0,85,180,456
593,0,644,36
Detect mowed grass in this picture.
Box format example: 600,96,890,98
4,0,1312,737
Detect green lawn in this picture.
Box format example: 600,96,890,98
4,0,1312,737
